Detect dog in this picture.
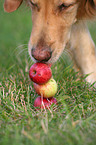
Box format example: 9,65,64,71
4,0,96,86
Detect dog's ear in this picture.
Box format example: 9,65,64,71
85,0,96,17
4,0,23,13
77,0,96,19
93,0,96,6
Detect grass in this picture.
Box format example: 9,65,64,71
0,1,96,145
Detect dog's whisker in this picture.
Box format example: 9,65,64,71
17,44,28,47
16,48,28,56
28,58,34,66
15,44,28,50
27,55,34,64
11,44,28,56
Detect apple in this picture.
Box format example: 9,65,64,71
33,78,57,98
29,62,52,84
34,96,57,109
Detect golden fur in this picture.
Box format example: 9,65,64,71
4,0,96,86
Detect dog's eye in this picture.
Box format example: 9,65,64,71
29,0,37,7
58,3,72,11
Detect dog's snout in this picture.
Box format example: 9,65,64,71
31,46,52,62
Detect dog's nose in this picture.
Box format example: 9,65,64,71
31,46,52,62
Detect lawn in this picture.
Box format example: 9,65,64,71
0,1,96,145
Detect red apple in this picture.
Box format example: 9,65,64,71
33,78,58,98
29,62,52,84
34,96,57,109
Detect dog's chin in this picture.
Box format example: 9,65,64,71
31,49,67,64
29,50,59,64
28,43,66,64
29,48,60,64
30,55,58,64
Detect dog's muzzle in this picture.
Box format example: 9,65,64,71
31,46,52,62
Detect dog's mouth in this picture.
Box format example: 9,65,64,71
29,42,66,64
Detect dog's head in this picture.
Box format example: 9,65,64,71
4,0,96,63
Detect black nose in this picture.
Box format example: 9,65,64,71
31,46,52,62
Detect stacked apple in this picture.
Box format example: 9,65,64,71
29,62,57,109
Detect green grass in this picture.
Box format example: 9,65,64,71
0,1,96,145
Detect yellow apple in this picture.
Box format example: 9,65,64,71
33,78,57,98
